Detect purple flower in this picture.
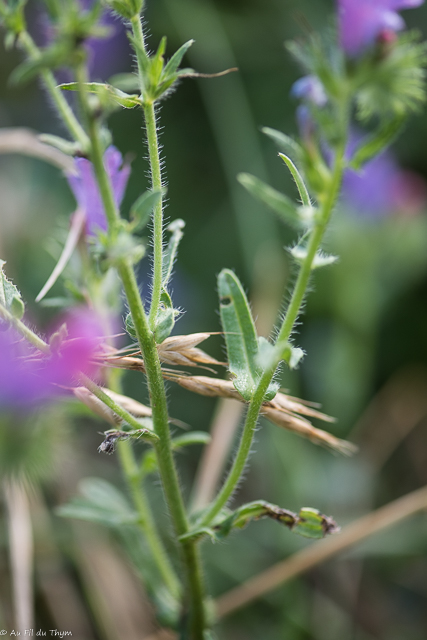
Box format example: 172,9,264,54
0,308,105,412
338,0,424,57
342,149,426,218
291,76,328,107
67,146,130,236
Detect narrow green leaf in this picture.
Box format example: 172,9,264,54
238,173,301,229
262,126,304,164
162,219,185,288
218,269,259,401
349,115,406,170
0,260,25,319
279,153,311,207
130,188,163,233
59,82,140,109
163,39,195,78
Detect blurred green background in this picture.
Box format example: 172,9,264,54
2,0,427,638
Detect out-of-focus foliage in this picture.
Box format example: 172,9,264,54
1,0,427,638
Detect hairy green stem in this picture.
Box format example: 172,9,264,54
117,260,206,638
130,16,165,328
18,32,89,149
117,439,181,598
73,48,205,634
198,147,346,528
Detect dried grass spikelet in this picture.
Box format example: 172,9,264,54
172,375,357,456
95,333,356,455
99,332,222,372
157,333,223,367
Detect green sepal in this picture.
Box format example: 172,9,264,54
58,81,141,109
129,188,164,233
279,153,311,207
0,260,25,320
102,0,143,19
162,219,185,288
153,289,180,344
218,269,277,401
238,173,303,229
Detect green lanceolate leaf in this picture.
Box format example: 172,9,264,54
130,188,164,233
38,133,81,156
218,269,277,401
279,153,311,207
238,173,302,229
162,219,185,288
58,82,140,109
349,115,406,170
262,126,304,165
0,260,25,319
57,477,138,526
163,39,194,79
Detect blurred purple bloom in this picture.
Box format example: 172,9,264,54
296,105,317,144
338,0,424,57
67,146,130,236
0,308,105,412
80,0,131,80
342,149,426,218
291,76,328,107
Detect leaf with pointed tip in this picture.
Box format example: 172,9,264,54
238,173,302,229
218,270,277,401
59,82,140,109
262,126,304,165
38,134,81,156
130,188,164,233
162,219,185,288
163,39,195,79
279,153,311,207
0,260,24,319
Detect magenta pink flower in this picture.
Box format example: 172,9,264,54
338,0,424,57
0,308,105,412
67,147,130,236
